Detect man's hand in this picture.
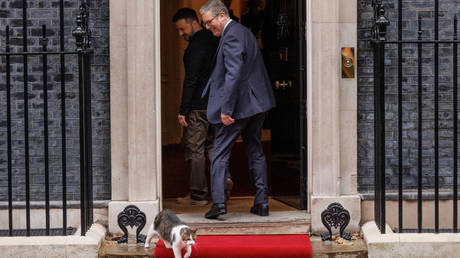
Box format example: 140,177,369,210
178,115,188,127
221,113,235,126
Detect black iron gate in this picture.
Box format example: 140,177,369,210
0,0,93,236
371,0,458,233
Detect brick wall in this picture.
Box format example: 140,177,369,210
358,0,460,193
0,0,110,201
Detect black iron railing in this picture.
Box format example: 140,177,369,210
1,0,93,236
371,0,459,234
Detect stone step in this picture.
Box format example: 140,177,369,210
99,211,368,258
98,238,369,258
99,211,315,257
177,210,311,235
99,244,154,258
310,237,368,258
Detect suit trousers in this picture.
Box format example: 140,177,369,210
183,110,214,200
210,112,268,204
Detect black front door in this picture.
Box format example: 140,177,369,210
263,0,307,209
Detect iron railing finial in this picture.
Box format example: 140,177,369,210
372,0,390,41
72,3,91,51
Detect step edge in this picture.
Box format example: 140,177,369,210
189,221,310,227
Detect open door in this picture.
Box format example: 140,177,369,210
265,0,307,210
160,0,307,212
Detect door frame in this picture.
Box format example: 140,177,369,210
155,0,163,210
270,0,308,210
305,0,312,214
154,0,313,212
298,0,308,211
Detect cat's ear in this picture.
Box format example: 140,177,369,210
192,228,198,234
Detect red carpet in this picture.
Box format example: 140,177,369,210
154,234,312,258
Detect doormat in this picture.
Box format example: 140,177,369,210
154,234,312,258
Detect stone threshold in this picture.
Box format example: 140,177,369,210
0,223,107,258
363,221,460,257
310,237,368,258
177,210,311,235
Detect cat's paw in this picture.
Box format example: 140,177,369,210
144,243,150,248
184,254,190,258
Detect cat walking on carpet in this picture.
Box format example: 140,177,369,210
145,209,197,258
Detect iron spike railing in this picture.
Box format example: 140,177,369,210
433,0,439,233
1,0,94,237
397,0,403,233
417,15,423,233
372,0,459,234
372,0,389,234
40,24,51,236
22,0,31,237
6,25,13,237
73,1,93,236
60,0,68,236
453,15,458,233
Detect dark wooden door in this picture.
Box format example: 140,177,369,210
262,0,307,209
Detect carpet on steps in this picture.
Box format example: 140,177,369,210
154,234,312,258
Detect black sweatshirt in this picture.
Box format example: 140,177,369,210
179,29,219,115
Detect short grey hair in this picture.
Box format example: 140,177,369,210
200,0,229,17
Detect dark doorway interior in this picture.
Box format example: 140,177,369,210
162,136,271,198
161,0,307,210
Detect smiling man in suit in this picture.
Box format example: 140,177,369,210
199,0,276,219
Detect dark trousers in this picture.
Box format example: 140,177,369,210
210,112,268,204
183,110,213,200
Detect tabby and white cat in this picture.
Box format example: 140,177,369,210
145,209,197,258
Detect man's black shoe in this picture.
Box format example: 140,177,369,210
250,203,269,216
205,203,227,219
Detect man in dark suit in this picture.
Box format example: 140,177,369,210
199,0,276,219
173,8,219,206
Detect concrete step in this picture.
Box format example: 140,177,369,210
99,238,368,258
99,210,368,258
99,244,154,258
177,210,311,235
310,237,368,258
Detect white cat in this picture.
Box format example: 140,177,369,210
145,209,197,258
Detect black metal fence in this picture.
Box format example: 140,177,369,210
0,0,93,236
372,0,458,233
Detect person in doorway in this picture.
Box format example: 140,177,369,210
199,0,276,219
222,0,239,23
241,0,266,49
172,8,218,206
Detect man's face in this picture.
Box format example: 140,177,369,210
175,19,195,41
202,11,224,37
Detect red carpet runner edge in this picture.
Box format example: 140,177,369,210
154,234,313,258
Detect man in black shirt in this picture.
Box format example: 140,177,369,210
173,8,219,205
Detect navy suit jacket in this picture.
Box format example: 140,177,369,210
205,20,276,124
